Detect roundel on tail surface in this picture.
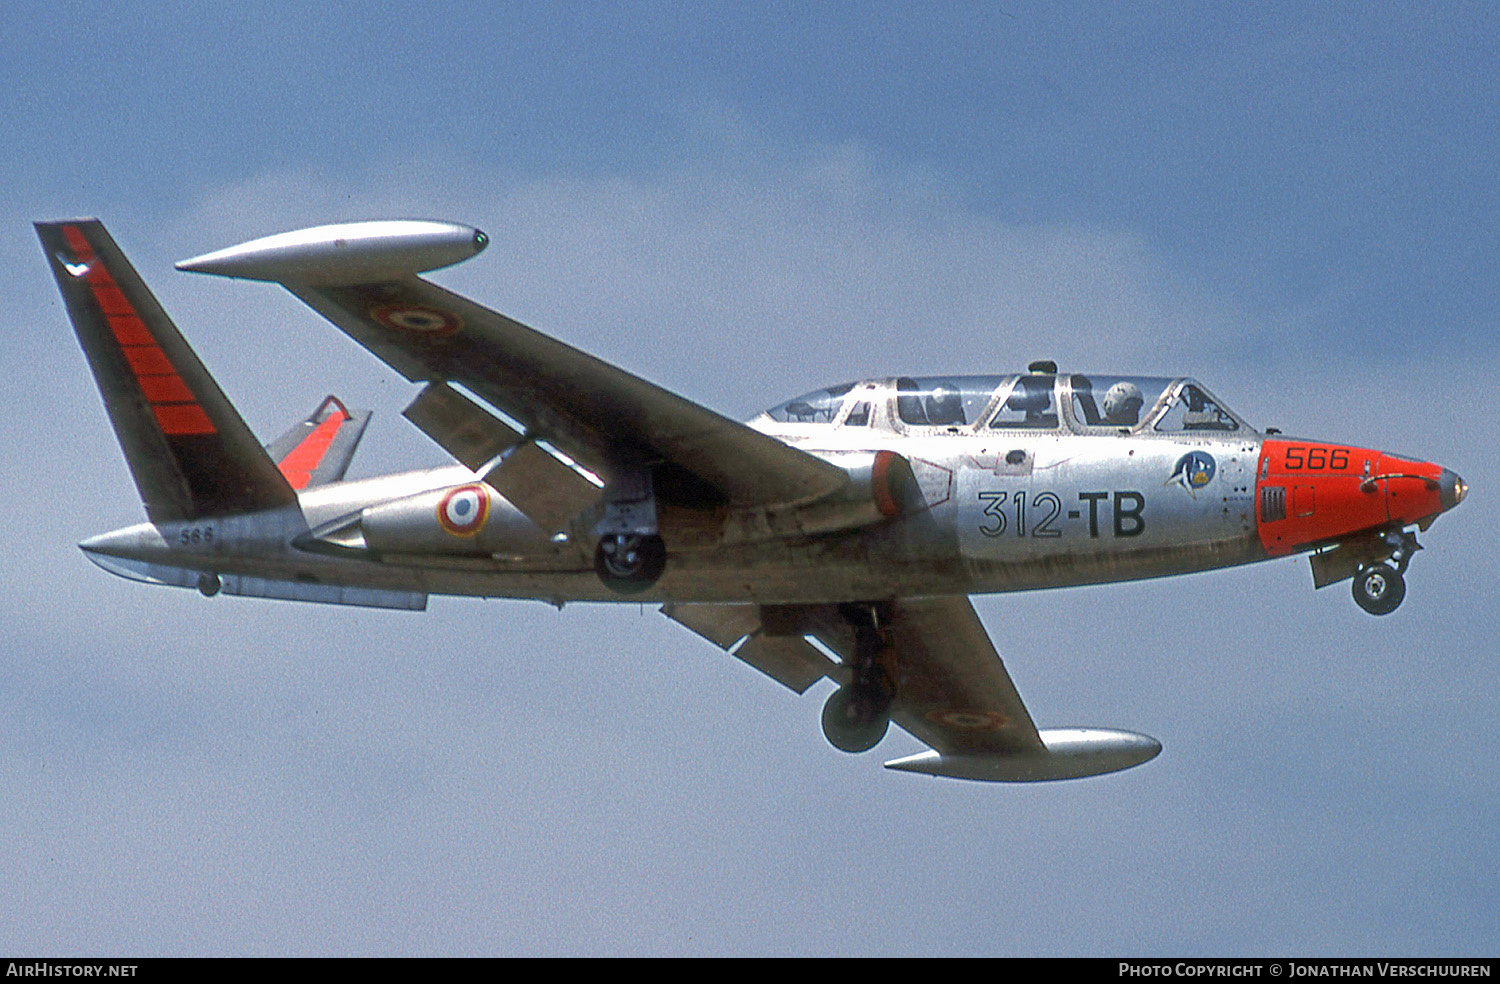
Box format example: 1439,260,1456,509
437,484,490,536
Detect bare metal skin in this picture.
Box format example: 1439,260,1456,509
41,219,1465,782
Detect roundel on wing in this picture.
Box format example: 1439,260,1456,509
437,484,490,536
370,303,462,335
926,709,1008,731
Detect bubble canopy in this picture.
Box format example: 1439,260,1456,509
758,374,1251,433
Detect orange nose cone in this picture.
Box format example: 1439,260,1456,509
1254,440,1462,556
1376,454,1450,526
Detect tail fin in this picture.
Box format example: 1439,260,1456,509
266,395,372,490
37,219,297,523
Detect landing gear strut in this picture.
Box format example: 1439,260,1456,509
821,602,897,753
1352,529,1419,616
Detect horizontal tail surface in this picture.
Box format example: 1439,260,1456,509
266,395,372,490
38,219,297,523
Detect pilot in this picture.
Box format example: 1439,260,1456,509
1102,381,1144,426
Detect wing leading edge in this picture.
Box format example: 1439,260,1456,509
176,222,848,511
285,278,848,507
665,596,1045,752
664,596,1161,782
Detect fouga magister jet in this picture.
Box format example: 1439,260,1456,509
38,218,1468,783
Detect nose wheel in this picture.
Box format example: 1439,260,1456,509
1352,529,1419,616
1352,562,1405,615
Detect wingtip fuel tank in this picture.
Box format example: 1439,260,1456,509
883,728,1162,782
175,219,488,285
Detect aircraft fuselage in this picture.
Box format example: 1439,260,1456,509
80,420,1460,609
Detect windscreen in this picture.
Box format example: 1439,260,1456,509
763,383,858,424
1153,381,1243,432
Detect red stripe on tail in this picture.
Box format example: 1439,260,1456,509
277,397,353,490
63,223,218,437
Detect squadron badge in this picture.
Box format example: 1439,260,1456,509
1166,451,1216,498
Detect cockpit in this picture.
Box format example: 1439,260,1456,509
756,373,1251,435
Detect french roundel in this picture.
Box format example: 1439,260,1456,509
926,708,1008,731
370,303,462,335
437,484,489,536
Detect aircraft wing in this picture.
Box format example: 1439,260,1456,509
665,595,1046,756
880,596,1046,755
277,276,849,508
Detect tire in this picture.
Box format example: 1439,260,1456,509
1353,562,1405,616
820,685,891,753
594,534,666,593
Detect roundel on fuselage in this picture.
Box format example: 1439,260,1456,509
437,484,490,536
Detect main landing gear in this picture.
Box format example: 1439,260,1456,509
1352,529,1420,616
821,602,898,753
593,533,666,594
593,469,665,595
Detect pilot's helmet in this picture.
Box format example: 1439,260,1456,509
925,384,963,426
1103,381,1145,425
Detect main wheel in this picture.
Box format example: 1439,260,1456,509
820,684,891,753
1353,562,1405,616
594,533,666,593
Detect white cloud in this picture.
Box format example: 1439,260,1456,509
152,128,1276,424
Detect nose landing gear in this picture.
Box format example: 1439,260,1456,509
1352,562,1405,615
1352,530,1420,616
820,602,897,753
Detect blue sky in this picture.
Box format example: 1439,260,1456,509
2,1,1495,955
